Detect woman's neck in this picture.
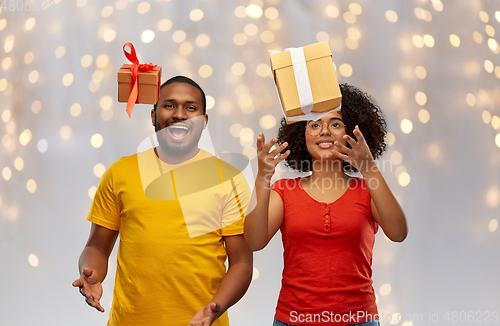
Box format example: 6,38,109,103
309,158,351,186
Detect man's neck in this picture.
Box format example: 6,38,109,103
154,146,201,165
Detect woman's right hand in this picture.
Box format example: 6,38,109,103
256,133,290,181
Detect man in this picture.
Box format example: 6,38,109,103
72,76,253,326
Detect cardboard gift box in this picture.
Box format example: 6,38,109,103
270,41,342,122
117,64,162,105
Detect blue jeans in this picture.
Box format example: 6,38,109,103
273,318,380,326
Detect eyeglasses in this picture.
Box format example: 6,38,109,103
305,120,345,136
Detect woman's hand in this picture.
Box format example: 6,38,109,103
256,133,290,181
332,125,376,174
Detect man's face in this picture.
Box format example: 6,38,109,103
151,82,208,155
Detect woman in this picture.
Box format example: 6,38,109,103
245,84,408,326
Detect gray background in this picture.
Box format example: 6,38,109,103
0,0,499,325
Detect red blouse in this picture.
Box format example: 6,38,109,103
271,177,379,325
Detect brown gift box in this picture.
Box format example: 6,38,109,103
117,64,162,104
270,41,342,120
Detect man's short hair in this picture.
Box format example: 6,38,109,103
153,76,207,114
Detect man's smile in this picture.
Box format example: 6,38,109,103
166,122,191,140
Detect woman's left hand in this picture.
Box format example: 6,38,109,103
332,125,376,174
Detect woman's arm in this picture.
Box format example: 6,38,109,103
244,133,289,251
364,169,408,242
332,125,408,242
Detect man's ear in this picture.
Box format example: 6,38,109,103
203,114,208,129
151,109,156,127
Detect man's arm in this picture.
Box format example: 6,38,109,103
72,223,119,312
188,234,253,326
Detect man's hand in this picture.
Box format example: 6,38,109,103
188,302,220,326
72,267,105,312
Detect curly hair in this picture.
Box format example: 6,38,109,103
277,83,387,172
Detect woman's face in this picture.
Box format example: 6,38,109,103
304,111,348,162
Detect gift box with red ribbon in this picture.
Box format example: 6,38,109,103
117,42,162,117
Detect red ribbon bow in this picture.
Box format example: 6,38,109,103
122,42,158,117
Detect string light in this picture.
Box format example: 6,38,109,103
158,19,173,32
24,52,34,64
482,111,492,124
102,6,113,17
230,123,243,137
466,93,476,107
179,42,193,56
398,172,411,187
62,73,74,86
26,179,37,193
60,126,72,140
37,139,48,153
339,63,353,77
418,109,430,123
96,54,109,68
190,9,204,21
172,30,187,43
390,151,402,166
199,65,213,78
385,10,398,22
450,34,461,47
76,0,87,7
2,57,12,70
473,32,483,44
239,128,254,147
91,134,103,148
234,6,246,18
206,96,215,110
243,146,256,160
28,254,39,267
385,132,396,146
489,219,498,232
29,70,39,84
94,163,106,178
343,12,356,24
233,33,248,46
264,7,279,20
31,101,42,114
316,31,329,42
325,5,339,18
25,18,36,31
256,63,271,77
137,2,150,14
401,119,413,134
218,98,233,115
81,55,93,68
196,34,210,48
88,186,97,199
103,29,116,42
55,46,66,58
246,4,263,19
379,283,392,296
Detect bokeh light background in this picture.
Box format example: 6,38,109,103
1,0,500,325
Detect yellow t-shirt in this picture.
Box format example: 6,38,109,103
87,148,250,326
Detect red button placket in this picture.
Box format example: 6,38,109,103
323,204,331,233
